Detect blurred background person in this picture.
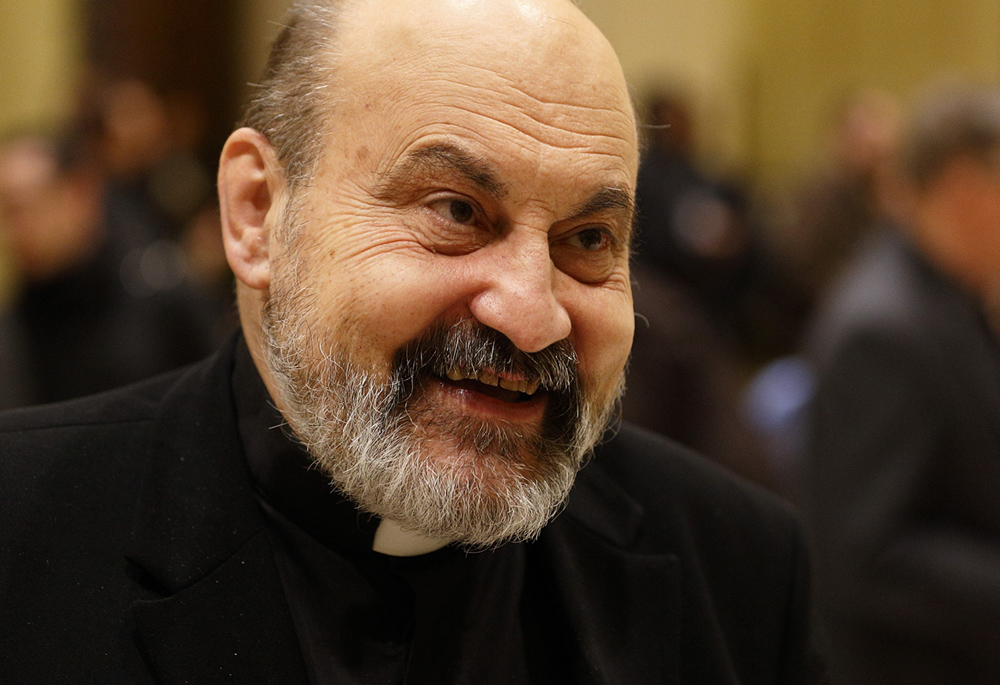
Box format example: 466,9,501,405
89,76,237,322
95,77,215,245
786,90,905,307
624,91,781,487
742,92,906,493
800,84,1000,684
634,92,759,348
624,261,775,488
0,129,220,408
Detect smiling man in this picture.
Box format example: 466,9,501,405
0,0,821,682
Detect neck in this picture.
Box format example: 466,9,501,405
237,284,292,418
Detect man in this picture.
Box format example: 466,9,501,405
802,85,1000,684
1,1,819,682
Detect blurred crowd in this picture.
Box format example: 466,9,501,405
0,76,235,408
623,87,906,489
2,60,1000,683
626,81,1000,684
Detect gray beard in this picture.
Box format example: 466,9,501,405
259,264,621,549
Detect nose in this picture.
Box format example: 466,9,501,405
467,230,572,354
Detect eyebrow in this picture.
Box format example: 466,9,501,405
374,142,636,241
375,143,509,201
566,185,637,242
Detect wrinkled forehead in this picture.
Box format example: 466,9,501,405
328,0,638,181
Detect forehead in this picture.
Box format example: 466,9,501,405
318,0,638,198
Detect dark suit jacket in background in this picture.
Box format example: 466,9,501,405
802,228,1000,684
2,337,820,683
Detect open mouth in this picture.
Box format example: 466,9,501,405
435,367,542,403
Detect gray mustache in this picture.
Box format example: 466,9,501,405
393,320,579,396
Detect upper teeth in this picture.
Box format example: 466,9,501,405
445,368,541,395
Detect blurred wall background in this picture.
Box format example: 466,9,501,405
0,0,84,301
1,0,999,298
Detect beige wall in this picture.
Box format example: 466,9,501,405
579,0,758,177
235,0,295,103
753,0,1000,188
583,0,1000,188
0,0,82,136
0,0,83,301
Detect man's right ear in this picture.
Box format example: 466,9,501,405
218,127,284,291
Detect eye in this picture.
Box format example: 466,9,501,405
550,225,624,284
568,227,611,252
430,197,478,225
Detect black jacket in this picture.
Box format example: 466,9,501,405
803,229,1000,684
1,337,819,683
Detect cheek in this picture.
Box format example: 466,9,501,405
570,291,634,400
311,255,479,364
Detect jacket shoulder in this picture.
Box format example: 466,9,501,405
593,422,798,536
0,359,216,529
565,424,818,683
0,368,184,434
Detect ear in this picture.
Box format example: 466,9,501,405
218,127,284,290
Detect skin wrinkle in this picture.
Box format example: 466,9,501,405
349,82,634,165
408,46,640,154
372,142,635,248
342,51,633,147
412,65,631,119
438,95,634,152
373,143,510,205
376,107,632,161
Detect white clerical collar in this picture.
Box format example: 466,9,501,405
372,518,449,557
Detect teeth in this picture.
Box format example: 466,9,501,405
498,378,520,392
442,367,541,396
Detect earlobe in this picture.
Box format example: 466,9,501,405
218,127,284,291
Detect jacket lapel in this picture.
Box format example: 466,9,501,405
130,530,308,683
125,339,308,684
540,457,681,684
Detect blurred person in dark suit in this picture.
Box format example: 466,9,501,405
635,91,802,360
624,262,775,489
802,84,1000,684
633,93,754,329
95,79,216,243
787,91,903,305
0,133,219,407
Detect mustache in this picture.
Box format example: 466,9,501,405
391,320,579,397
387,320,584,450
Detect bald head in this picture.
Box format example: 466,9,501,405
242,0,636,190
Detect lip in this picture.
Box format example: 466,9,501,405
426,374,548,423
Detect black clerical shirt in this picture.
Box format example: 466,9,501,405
231,342,569,684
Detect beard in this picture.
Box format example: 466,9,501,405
259,256,623,549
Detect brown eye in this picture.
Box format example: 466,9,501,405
430,197,478,225
449,199,474,223
569,227,610,252
550,226,623,284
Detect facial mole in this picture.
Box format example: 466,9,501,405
356,145,370,161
